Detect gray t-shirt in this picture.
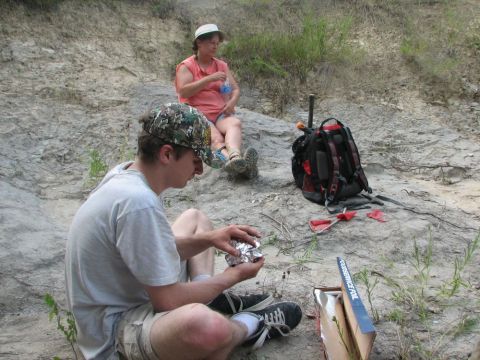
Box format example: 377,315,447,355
65,162,181,360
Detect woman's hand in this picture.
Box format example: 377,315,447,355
222,99,236,115
207,224,261,256
207,71,227,83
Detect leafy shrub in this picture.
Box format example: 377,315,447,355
15,0,65,10
221,15,353,82
151,0,175,19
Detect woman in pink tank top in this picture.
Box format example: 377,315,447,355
175,24,258,179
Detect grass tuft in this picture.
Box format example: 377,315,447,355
354,268,380,322
378,231,480,357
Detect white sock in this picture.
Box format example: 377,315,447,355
231,313,260,338
191,274,211,282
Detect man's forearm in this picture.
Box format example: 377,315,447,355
146,271,240,312
175,233,211,260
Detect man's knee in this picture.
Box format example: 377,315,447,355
180,208,209,225
180,208,200,219
182,304,233,351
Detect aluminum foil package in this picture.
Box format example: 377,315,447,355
225,240,263,266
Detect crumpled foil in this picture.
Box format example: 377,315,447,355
225,240,263,266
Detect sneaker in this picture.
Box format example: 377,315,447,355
241,147,259,179
243,302,303,350
208,291,274,314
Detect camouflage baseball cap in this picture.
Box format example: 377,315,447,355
143,103,214,166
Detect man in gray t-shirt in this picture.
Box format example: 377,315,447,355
65,103,302,360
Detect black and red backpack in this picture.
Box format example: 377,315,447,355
292,95,372,207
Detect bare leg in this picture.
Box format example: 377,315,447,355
150,303,248,360
171,209,214,278
216,116,242,157
209,124,228,160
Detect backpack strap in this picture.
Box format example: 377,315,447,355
339,126,372,194
319,129,345,204
320,117,344,128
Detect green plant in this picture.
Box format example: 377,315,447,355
411,235,433,287
354,269,380,322
399,3,471,92
379,232,480,358
151,0,175,19
409,235,433,320
411,314,480,358
88,149,108,180
262,233,280,247
382,235,434,322
440,232,479,297
15,0,64,10
400,35,427,61
451,315,478,339
468,33,480,51
44,293,78,360
221,14,354,82
386,308,405,324
291,235,319,266
332,316,356,360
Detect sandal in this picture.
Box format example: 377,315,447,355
242,147,259,179
224,151,247,174
210,146,228,169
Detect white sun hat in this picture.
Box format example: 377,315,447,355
194,24,224,40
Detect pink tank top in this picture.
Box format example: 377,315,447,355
176,55,229,122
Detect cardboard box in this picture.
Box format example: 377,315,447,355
313,257,376,360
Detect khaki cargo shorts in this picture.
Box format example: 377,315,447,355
115,303,168,360
115,263,187,359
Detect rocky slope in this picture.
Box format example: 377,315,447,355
1,2,479,359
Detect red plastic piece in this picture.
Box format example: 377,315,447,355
336,211,357,221
309,219,332,232
367,209,386,222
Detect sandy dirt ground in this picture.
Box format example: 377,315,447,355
1,2,479,360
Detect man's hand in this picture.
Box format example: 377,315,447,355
207,224,261,256
224,257,265,282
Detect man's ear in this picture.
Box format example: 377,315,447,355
158,144,175,164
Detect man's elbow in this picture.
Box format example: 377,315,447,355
146,285,183,311
150,297,179,312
